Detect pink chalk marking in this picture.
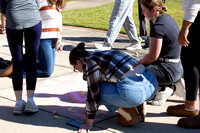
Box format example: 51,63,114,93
67,91,86,103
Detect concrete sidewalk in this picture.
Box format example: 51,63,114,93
0,0,199,133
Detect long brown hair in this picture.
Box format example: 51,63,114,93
140,0,167,15
47,0,66,9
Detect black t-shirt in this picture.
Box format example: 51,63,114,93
150,14,181,59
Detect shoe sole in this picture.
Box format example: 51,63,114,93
24,108,39,113
13,111,24,115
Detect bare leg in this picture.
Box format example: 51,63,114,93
0,15,6,33
27,90,35,98
184,100,198,110
14,91,22,101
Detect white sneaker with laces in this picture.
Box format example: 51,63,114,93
125,42,142,50
138,37,145,43
151,87,173,106
95,42,112,50
174,78,186,100
24,100,39,113
13,100,26,115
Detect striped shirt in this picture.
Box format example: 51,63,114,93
39,0,62,44
83,50,139,119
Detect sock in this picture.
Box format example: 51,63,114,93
16,100,24,106
118,108,132,121
27,97,34,104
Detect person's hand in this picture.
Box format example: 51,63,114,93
78,119,94,133
78,123,92,133
57,45,63,52
178,27,190,47
178,20,192,47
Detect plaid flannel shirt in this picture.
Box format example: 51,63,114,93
83,50,139,119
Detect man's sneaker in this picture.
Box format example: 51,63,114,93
138,36,145,43
95,42,112,50
13,100,26,115
174,78,186,100
24,100,39,113
125,42,142,50
151,87,173,106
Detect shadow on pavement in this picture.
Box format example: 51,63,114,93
62,37,130,43
63,44,96,51
35,91,87,104
0,106,70,129
0,105,108,132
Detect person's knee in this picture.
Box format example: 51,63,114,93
38,71,52,77
43,72,52,77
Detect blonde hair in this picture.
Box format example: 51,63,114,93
140,0,167,15
47,0,66,9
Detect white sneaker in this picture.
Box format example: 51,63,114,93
13,100,26,115
138,37,145,43
24,100,39,113
151,87,173,106
95,42,112,50
125,42,142,50
174,78,186,100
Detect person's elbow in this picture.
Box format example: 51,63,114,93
148,54,158,63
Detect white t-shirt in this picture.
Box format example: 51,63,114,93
182,0,200,22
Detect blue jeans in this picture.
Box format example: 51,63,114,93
105,0,139,45
100,68,158,113
37,39,56,77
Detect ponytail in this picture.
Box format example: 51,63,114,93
69,42,88,65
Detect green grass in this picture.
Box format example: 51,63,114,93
62,0,183,35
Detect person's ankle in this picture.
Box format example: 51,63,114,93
27,97,34,104
16,100,24,106
184,100,198,110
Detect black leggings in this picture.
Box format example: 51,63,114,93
181,12,200,101
6,21,42,91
